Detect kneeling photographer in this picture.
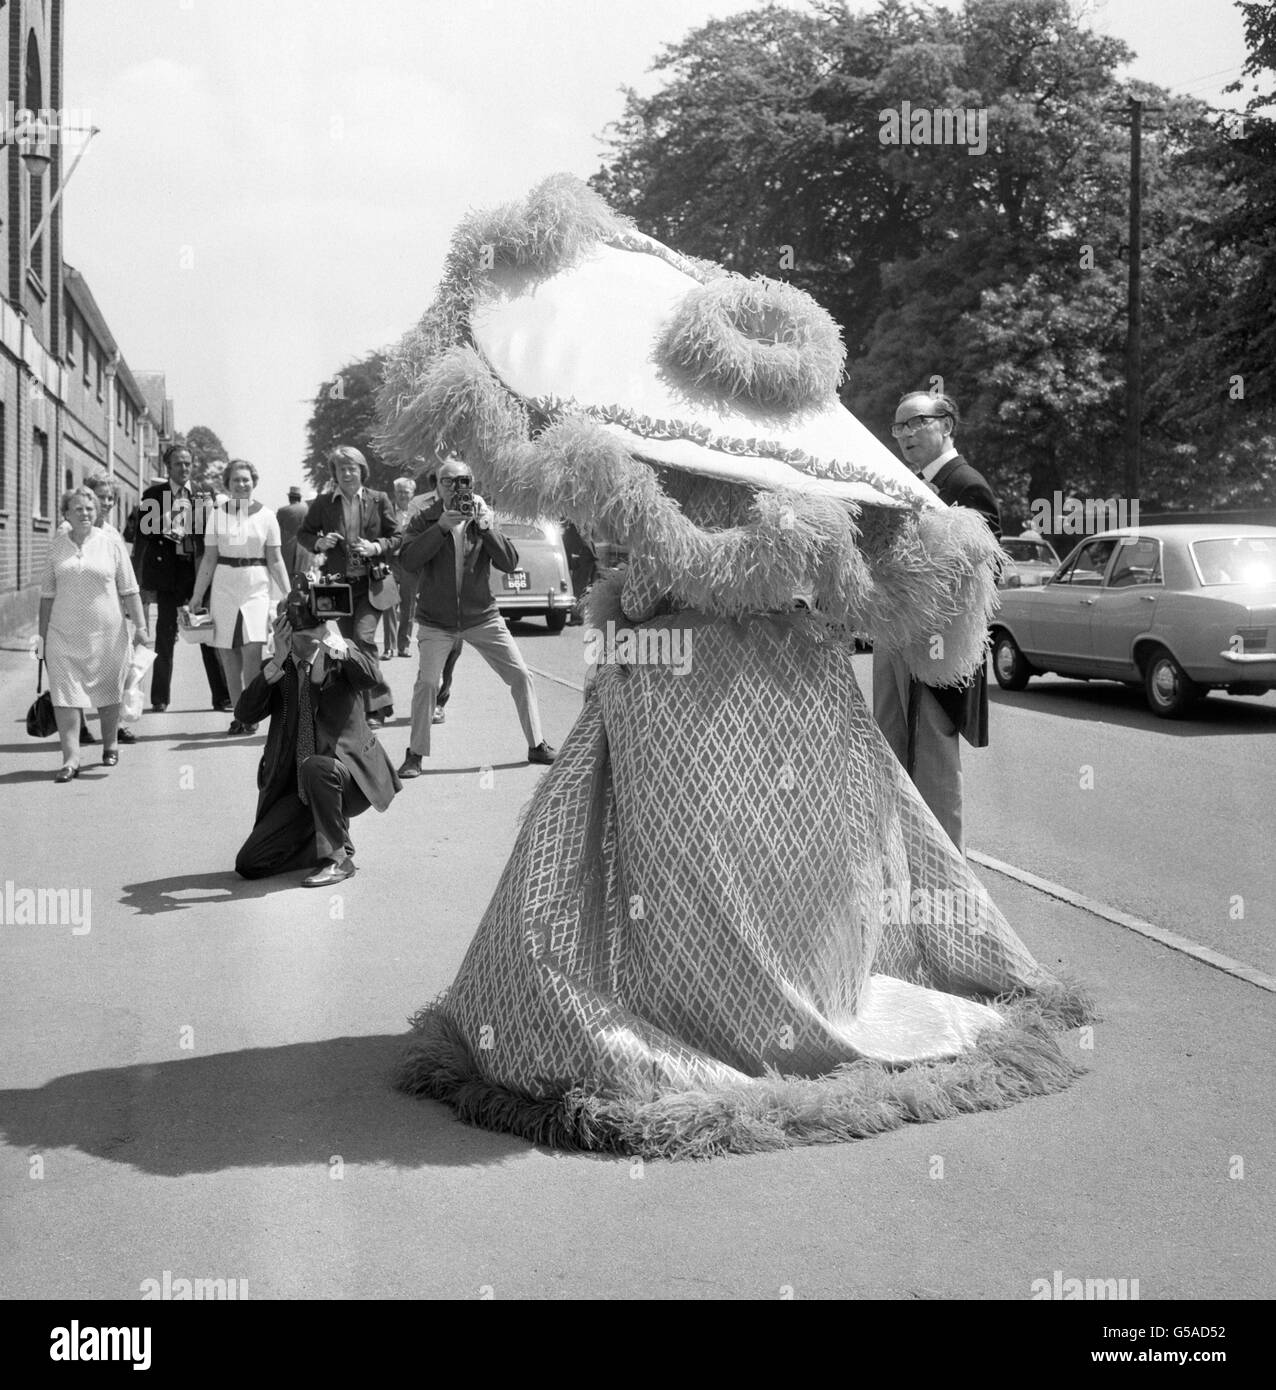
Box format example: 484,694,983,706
234,583,401,887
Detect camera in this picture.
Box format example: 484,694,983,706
449,477,477,517
285,573,353,629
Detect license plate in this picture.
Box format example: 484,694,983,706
504,571,528,591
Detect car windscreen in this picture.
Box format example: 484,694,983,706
502,523,547,540
1190,536,1276,586
1003,540,1055,564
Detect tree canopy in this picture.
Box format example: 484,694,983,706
592,0,1276,527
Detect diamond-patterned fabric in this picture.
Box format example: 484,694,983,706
429,613,1051,1104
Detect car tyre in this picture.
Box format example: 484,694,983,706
1143,647,1201,718
992,631,1032,691
546,611,567,632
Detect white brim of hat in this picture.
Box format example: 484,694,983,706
471,238,940,512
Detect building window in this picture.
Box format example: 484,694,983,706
33,427,49,519
29,169,45,285
65,307,76,365
116,391,123,427
96,351,103,401
83,337,92,387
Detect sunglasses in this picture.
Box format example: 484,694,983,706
890,414,950,437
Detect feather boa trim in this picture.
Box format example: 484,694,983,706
394,993,1088,1160
378,175,1000,682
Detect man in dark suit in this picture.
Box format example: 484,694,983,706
296,446,400,726
872,390,1001,853
276,485,310,581
234,599,401,886
132,443,232,713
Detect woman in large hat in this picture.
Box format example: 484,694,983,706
380,175,1091,1158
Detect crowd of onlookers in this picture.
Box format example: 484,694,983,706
34,443,568,786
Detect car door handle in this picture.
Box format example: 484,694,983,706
1140,594,1156,601
1080,598,1095,606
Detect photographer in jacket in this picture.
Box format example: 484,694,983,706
396,456,554,777
234,593,400,887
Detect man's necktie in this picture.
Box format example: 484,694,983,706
295,663,316,805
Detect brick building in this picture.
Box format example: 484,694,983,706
0,0,160,641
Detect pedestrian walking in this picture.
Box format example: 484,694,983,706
132,444,232,715
276,485,310,581
38,487,152,781
189,459,291,733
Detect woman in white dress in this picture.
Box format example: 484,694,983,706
190,459,290,734
38,487,152,781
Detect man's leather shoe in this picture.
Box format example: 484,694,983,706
367,713,385,728
151,703,168,713
397,648,410,658
302,858,356,888
78,725,97,745
381,648,394,660
397,752,423,778
527,742,557,765
431,708,445,724
213,699,233,712
117,727,137,744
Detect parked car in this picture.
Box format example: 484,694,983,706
990,525,1276,717
495,521,576,631
998,536,1061,589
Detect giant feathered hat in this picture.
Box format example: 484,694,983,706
379,175,998,682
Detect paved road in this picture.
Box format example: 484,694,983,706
0,625,1272,1299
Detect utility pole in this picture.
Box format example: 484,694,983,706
1123,96,1143,502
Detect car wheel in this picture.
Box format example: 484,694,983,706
1143,647,1201,718
546,611,567,632
992,631,1031,691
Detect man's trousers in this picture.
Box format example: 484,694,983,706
150,591,230,708
872,645,964,853
336,583,393,714
407,612,543,756
235,756,371,878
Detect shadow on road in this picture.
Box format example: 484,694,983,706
989,681,1276,736
119,870,298,915
0,1034,529,1173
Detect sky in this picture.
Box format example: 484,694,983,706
60,0,1256,506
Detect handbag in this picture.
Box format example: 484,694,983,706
178,607,218,645
369,565,400,612
26,659,57,738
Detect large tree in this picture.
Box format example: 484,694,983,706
302,351,405,494
592,0,1275,523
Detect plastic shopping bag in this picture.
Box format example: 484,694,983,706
120,644,157,725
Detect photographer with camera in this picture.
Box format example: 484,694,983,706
396,457,555,776
233,592,401,886
296,446,401,727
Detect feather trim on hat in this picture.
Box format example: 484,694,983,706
378,175,1000,681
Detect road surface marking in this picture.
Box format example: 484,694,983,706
525,661,1276,995
971,851,1276,994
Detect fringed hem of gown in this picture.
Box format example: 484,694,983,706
394,990,1091,1160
